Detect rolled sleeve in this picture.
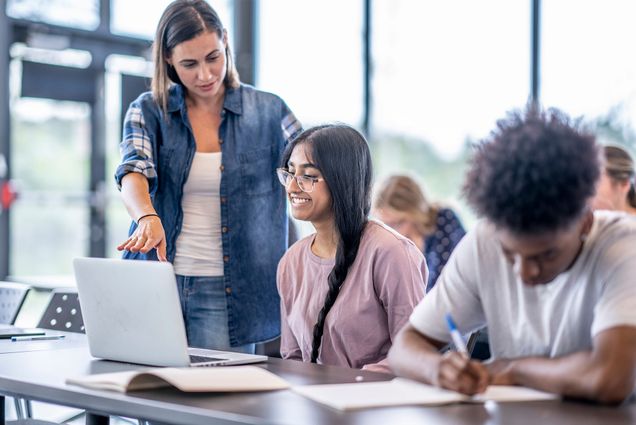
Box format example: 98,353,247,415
280,102,302,143
115,103,158,192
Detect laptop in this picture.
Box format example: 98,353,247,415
73,257,267,367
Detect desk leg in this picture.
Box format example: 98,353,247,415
1,395,5,425
86,412,109,425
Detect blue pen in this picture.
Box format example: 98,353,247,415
445,313,468,355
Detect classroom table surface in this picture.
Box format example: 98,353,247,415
0,339,634,425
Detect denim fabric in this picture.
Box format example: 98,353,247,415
176,275,255,354
115,83,302,346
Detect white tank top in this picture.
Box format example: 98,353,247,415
173,152,224,276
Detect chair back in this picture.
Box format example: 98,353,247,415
0,281,30,324
37,288,85,333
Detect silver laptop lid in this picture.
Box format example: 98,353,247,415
73,257,191,367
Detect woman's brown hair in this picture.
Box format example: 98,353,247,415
151,0,240,114
374,175,439,237
603,145,636,209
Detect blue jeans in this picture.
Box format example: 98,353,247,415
175,275,255,354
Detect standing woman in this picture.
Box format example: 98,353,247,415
276,125,427,373
115,0,301,353
592,145,636,215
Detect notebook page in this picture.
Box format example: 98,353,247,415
292,378,466,411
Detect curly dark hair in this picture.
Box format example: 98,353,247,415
463,106,600,234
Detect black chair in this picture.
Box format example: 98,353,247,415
36,289,85,333
468,327,491,361
14,289,85,423
0,281,30,325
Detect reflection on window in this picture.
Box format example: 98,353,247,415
542,0,636,148
110,0,233,40
258,0,363,126
7,0,99,30
371,0,529,225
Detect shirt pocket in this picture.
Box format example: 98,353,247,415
239,146,276,195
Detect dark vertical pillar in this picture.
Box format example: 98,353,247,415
88,0,111,258
531,0,541,105
89,67,107,258
362,0,372,137
233,0,257,85
0,4,11,280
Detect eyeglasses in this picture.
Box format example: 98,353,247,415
276,168,324,193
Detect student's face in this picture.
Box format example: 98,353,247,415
167,30,227,101
285,144,333,226
496,211,593,286
592,171,627,211
374,208,424,248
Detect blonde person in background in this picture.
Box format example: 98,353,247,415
374,175,465,291
592,145,636,215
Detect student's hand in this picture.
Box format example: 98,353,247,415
117,215,168,261
435,351,489,395
485,358,515,385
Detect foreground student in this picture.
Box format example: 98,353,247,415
388,107,636,403
277,124,427,373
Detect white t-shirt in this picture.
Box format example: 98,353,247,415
174,152,224,276
410,211,636,359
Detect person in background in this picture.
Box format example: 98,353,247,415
115,0,301,353
592,145,636,215
276,124,427,373
388,106,636,404
373,175,465,291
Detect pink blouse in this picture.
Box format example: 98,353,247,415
277,220,428,373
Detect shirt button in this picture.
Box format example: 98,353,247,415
219,165,225,172
225,287,232,294
223,255,229,262
222,226,228,233
219,139,224,145
220,197,227,204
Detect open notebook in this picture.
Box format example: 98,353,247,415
292,378,559,411
66,366,289,393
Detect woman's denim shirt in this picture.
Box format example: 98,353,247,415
115,84,302,346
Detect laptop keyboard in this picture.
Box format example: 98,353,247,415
189,355,226,364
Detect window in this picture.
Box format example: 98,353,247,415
258,0,364,127
541,0,636,147
11,98,90,275
7,0,99,30
110,0,233,40
371,0,530,224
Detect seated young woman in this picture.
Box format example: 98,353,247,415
276,124,428,373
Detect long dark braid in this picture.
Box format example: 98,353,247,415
281,124,373,363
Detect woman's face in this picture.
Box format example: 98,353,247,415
592,171,627,211
167,30,227,102
374,208,424,248
285,144,333,226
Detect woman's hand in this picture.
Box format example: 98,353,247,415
117,215,167,261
